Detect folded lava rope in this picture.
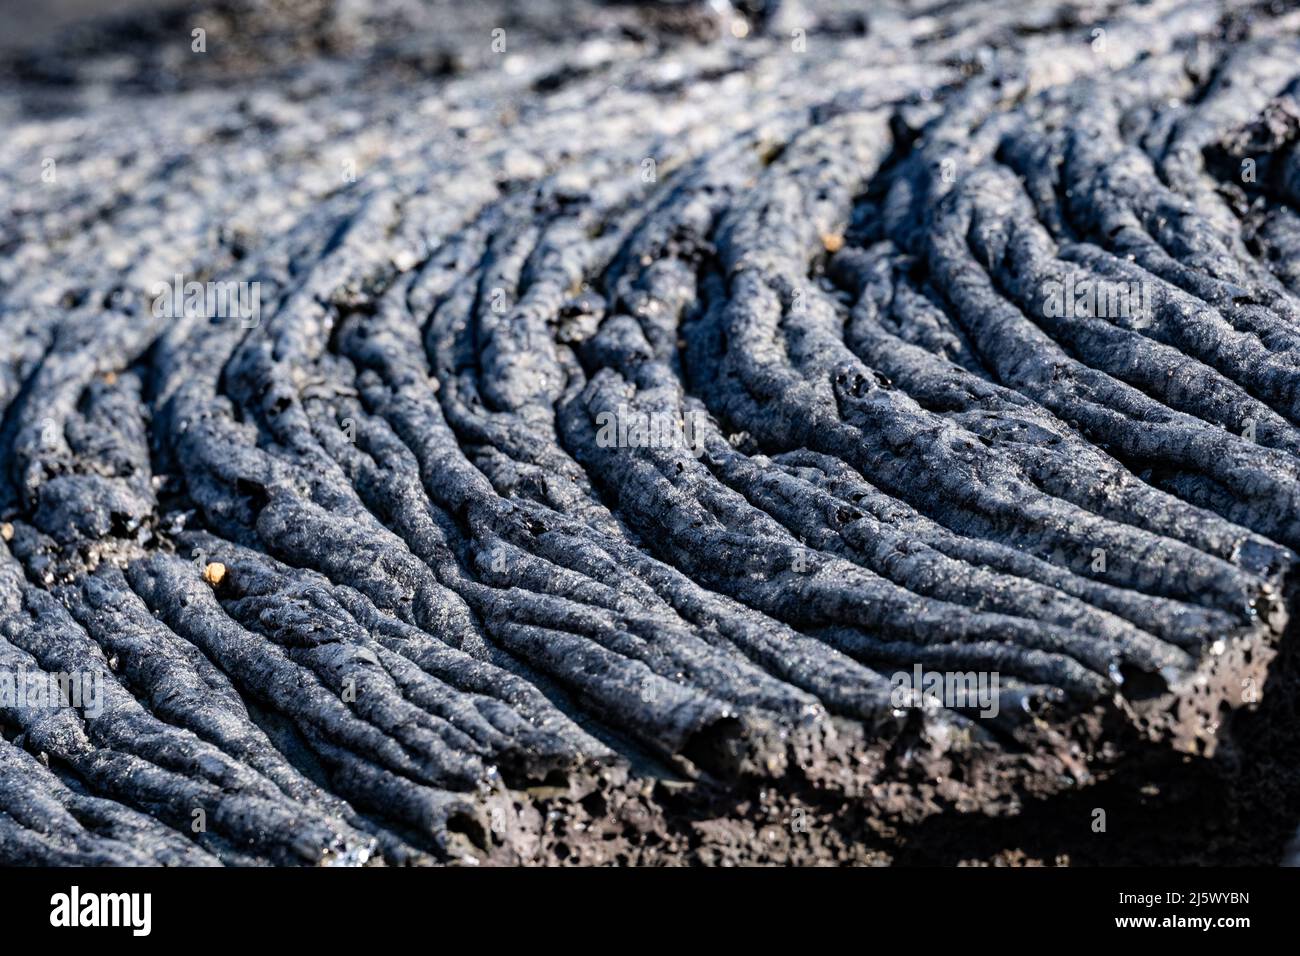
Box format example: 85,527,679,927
3,0,1300,865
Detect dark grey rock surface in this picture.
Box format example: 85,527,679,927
4,0,1300,865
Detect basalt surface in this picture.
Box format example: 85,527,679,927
4,0,1300,865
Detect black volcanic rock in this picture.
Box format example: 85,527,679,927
3,0,1300,865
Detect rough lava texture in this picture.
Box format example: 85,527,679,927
4,0,1300,865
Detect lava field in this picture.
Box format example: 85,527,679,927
3,0,1300,866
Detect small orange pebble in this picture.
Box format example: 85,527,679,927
103,371,118,385
1,523,12,542
202,562,227,586
821,232,844,253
